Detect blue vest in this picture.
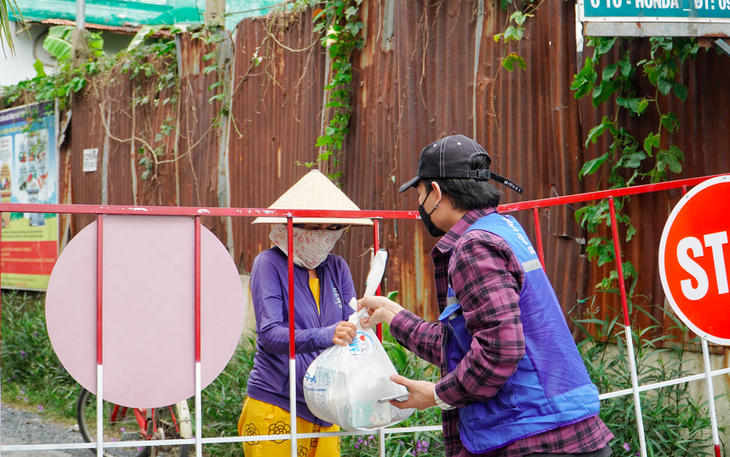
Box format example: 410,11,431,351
438,213,600,454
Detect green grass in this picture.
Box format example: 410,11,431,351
198,335,256,456
1,291,79,422
573,305,723,457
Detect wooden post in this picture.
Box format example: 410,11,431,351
205,0,226,28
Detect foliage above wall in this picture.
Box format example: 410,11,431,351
0,25,235,184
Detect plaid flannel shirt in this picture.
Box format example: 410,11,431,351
390,207,613,456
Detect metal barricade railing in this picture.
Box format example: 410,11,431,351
0,173,726,457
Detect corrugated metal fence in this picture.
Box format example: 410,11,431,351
58,0,730,331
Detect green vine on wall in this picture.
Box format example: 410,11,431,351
297,0,365,181
571,37,699,289
494,9,533,71
489,2,700,298
197,28,231,121
124,31,180,181
0,25,237,184
493,0,543,71
0,26,181,183
300,0,530,180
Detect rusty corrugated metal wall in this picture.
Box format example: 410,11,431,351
65,33,226,243
338,0,593,321
229,0,597,322
55,0,730,331
228,11,331,272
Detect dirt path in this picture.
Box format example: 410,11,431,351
1,403,90,456
1,404,192,456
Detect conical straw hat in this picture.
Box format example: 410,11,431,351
252,170,374,226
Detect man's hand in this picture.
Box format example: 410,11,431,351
333,321,357,346
386,374,437,410
357,296,404,327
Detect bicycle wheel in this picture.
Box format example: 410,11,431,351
77,388,190,457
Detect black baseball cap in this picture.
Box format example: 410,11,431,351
399,134,523,194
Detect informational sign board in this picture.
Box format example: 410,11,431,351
578,0,730,36
659,175,730,345
83,148,98,172
581,0,730,21
0,102,59,290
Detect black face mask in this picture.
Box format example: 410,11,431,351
418,187,447,237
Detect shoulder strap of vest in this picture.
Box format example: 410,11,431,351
465,213,542,272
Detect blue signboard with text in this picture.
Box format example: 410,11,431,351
580,0,730,21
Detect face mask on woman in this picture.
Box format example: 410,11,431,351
269,224,345,270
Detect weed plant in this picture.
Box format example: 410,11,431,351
1,291,78,421
574,304,722,457
199,335,256,456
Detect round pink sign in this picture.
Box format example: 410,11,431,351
46,215,245,408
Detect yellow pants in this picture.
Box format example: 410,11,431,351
238,397,340,457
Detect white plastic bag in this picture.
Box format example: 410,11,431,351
303,307,415,430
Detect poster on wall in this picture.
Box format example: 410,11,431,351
0,101,59,290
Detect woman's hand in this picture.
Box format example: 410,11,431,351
333,321,357,346
357,296,404,327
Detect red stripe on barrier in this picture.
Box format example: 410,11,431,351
499,174,726,212
288,218,295,360
608,198,631,327
0,175,723,219
195,217,201,363
374,219,383,341
1,214,3,345
0,204,421,220
96,215,104,365
532,208,545,270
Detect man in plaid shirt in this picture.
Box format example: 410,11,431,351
358,135,613,456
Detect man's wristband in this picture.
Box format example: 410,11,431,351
434,389,456,410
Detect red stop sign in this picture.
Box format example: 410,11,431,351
659,175,730,345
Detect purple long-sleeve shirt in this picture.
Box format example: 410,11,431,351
390,207,612,456
246,247,356,426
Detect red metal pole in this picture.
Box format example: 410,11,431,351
97,215,104,365
195,217,201,363
193,216,204,457
532,208,546,270
1,212,3,347
288,217,295,360
608,198,631,327
373,219,382,341
1,212,3,345
498,174,726,212
96,214,106,456
287,217,297,456
0,174,722,218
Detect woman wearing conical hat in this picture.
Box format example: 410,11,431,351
238,170,373,457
